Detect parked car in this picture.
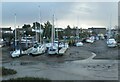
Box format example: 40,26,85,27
107,38,117,47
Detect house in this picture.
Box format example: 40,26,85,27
0,27,13,34
88,27,107,35
55,28,64,32
0,27,13,46
69,27,82,37
82,29,90,33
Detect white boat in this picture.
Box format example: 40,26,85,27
46,43,53,48
11,49,24,58
11,13,23,58
48,44,58,55
24,43,47,56
76,42,83,47
86,39,94,43
86,36,95,43
32,44,47,55
53,41,65,49
65,43,69,48
47,15,59,55
25,6,47,56
107,38,117,47
74,25,84,47
0,38,4,47
58,43,65,48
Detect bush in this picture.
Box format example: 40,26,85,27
2,67,17,76
2,77,51,82
115,34,120,43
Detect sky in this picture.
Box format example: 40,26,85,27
1,1,118,29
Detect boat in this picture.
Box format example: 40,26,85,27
24,25,47,56
76,42,83,47
11,14,24,58
75,17,83,47
0,38,4,47
25,6,46,56
25,43,46,55
47,15,59,55
106,15,117,47
48,44,58,55
11,49,24,57
31,43,46,56
53,41,64,49
107,38,117,47
86,36,95,43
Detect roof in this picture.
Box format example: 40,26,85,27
88,28,106,30
55,28,63,30
55,28,64,31
0,27,13,31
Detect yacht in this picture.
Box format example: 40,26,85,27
47,15,59,55
11,14,25,58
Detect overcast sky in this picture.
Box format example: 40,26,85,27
2,2,118,29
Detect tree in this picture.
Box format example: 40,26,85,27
22,24,33,36
43,21,52,40
79,32,90,39
32,22,40,29
22,24,31,32
58,31,63,40
64,25,72,38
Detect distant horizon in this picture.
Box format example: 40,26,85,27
0,25,111,30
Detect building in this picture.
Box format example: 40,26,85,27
0,27,13,46
0,27,13,34
82,29,90,33
88,27,107,35
55,28,64,32
0,27,13,39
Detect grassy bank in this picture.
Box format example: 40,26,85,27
2,67,17,76
2,77,51,82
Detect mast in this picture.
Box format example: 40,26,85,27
53,15,55,43
14,13,17,48
39,5,42,44
35,22,37,42
76,16,79,42
51,14,54,45
76,27,79,42
56,18,58,40
108,14,112,39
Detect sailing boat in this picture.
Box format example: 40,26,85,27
47,15,58,55
25,6,47,56
75,16,83,46
106,14,117,47
75,27,83,46
31,6,47,55
53,18,65,50
11,13,24,58
25,22,46,56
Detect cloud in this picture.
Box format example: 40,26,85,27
2,2,118,29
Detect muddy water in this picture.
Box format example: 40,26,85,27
1,41,119,80
2,58,118,80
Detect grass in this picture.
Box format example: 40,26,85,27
2,67,17,76
2,77,51,82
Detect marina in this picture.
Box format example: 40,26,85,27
0,1,119,81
